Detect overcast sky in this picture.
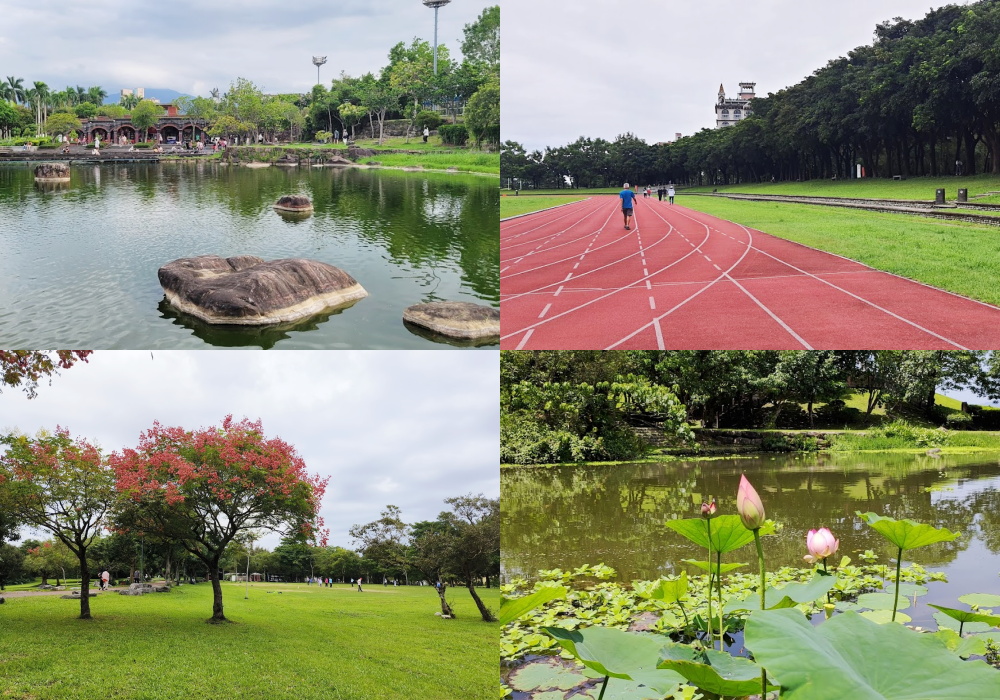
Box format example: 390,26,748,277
504,0,975,150
0,0,493,97
0,351,499,550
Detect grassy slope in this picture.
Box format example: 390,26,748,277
253,137,499,174
0,581,498,700
500,195,588,218
675,195,1000,306
682,174,1000,202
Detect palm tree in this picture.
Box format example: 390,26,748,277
210,87,220,103
0,82,11,102
33,81,49,125
75,86,87,105
87,86,107,106
6,76,25,105
120,93,139,110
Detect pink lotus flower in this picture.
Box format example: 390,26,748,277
736,474,766,530
803,527,839,564
701,499,717,518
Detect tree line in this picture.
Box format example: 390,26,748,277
501,0,1000,188
1,5,499,148
501,351,1000,464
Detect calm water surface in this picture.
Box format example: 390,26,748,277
501,453,1000,628
0,162,498,349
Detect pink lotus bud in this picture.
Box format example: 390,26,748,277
736,474,765,530
803,527,839,564
700,499,717,518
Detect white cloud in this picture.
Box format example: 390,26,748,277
0,350,499,549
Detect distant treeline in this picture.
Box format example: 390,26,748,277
501,0,1000,187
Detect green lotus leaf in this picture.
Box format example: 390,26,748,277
834,601,861,612
680,559,747,574
543,626,678,682
656,643,777,697
746,609,1000,699
859,609,911,624
959,593,1000,609
928,604,1000,628
856,512,961,550
858,592,910,611
665,515,775,554
933,611,993,635
725,573,836,613
933,628,989,659
499,585,567,625
508,659,587,692
637,572,688,604
884,582,928,597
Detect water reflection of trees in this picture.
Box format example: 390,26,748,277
501,453,1000,581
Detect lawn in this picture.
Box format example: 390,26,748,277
0,580,498,700
500,194,588,219
244,138,499,174
681,174,1000,202
675,195,1000,306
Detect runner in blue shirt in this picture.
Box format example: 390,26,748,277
620,183,637,230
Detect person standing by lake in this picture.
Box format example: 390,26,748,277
620,183,637,230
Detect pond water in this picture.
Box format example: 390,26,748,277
501,452,1000,629
0,162,498,349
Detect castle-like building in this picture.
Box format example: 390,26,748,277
715,82,755,128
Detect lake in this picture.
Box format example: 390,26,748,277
0,162,498,349
501,452,1000,629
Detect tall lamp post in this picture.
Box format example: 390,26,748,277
422,0,451,75
312,56,328,86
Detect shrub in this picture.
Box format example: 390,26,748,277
416,110,443,131
866,420,950,448
971,406,1000,430
944,412,973,430
74,103,97,119
761,433,819,452
439,124,468,146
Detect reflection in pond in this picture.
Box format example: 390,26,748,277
502,452,1000,626
402,319,499,348
0,162,497,349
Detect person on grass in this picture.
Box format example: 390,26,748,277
620,183,637,230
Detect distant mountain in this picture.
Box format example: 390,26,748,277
103,88,190,105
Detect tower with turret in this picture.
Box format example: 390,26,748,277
715,82,755,128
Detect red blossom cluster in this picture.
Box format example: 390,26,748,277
0,351,92,398
109,415,328,543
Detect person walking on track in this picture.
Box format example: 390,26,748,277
620,183,637,230
668,185,676,205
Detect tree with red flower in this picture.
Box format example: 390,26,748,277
0,428,116,619
0,351,91,399
109,416,328,622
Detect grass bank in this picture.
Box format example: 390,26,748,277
675,195,1000,306
0,580,498,700
682,174,1000,202
500,194,588,218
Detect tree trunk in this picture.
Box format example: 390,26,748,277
467,579,495,622
209,561,226,621
78,551,91,620
437,582,454,617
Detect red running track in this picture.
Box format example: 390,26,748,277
500,196,1000,350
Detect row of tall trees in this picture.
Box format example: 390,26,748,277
502,0,1000,187
502,351,1000,462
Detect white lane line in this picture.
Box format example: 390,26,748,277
579,254,586,260
500,266,509,273
653,317,665,350
565,273,573,281
649,297,656,310
644,268,649,276
573,263,580,270
539,303,552,319
514,329,534,350
714,264,721,270
554,285,564,296
704,255,712,262
646,280,652,289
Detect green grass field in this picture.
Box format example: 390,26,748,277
0,581,498,700
371,150,499,174
674,195,1000,306
682,174,1000,202
500,195,588,218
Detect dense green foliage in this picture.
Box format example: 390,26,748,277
502,0,1000,188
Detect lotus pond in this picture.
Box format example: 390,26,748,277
0,162,498,349
500,452,1000,699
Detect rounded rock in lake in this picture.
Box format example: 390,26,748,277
34,162,71,182
273,194,314,213
158,255,368,325
402,301,500,341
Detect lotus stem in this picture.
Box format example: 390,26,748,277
717,549,724,651
960,621,965,637
598,676,609,700
705,517,714,647
892,546,903,623
754,528,768,700
678,599,690,628
823,557,831,603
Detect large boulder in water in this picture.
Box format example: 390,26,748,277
34,162,71,182
402,301,500,340
273,194,313,212
158,255,368,325
348,146,376,160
